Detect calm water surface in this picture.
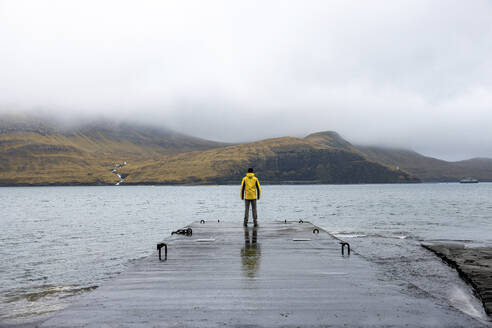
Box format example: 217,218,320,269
1,184,492,324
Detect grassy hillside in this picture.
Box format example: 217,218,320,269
0,132,112,185
0,117,227,185
122,137,417,184
0,118,417,185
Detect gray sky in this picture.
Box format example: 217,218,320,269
1,0,492,160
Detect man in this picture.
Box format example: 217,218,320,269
240,168,261,227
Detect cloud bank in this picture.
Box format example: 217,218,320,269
1,0,491,160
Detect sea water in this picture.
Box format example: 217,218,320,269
1,184,491,324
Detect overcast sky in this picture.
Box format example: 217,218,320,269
1,0,491,160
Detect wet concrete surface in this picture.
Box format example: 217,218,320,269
422,243,492,317
38,221,489,327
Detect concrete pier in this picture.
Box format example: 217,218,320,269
40,221,488,327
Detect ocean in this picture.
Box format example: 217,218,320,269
1,184,491,324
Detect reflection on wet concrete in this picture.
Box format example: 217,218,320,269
241,227,261,278
39,221,490,327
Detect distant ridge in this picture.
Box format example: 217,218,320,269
357,145,492,182
302,130,492,182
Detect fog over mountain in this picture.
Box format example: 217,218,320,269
1,0,492,160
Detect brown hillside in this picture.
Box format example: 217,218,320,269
304,131,361,154
0,116,421,185
0,117,227,185
122,137,417,184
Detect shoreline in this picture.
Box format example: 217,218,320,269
422,243,492,316
13,181,492,188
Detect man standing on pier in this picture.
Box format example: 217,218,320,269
241,168,261,227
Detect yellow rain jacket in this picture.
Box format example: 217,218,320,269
241,173,261,200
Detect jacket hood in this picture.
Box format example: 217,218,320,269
246,172,255,179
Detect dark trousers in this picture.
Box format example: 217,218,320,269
244,199,258,225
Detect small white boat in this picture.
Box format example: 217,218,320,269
459,178,479,183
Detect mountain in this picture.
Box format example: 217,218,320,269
121,137,416,184
303,131,492,182
357,146,492,182
0,116,416,185
0,115,228,157
0,115,228,185
6,116,489,185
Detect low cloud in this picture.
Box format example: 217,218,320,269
1,0,491,160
